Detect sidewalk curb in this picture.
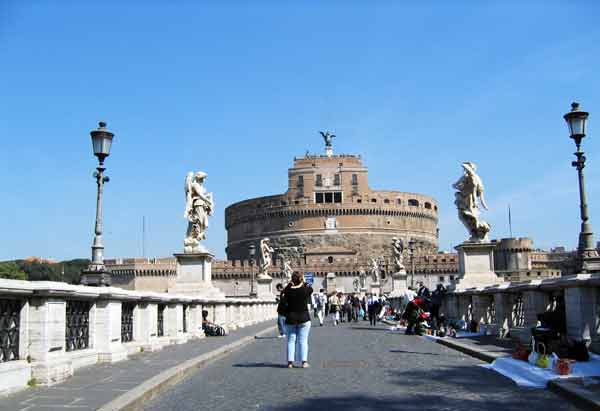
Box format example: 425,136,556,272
98,325,277,411
433,337,497,363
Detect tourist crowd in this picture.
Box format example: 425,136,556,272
272,275,449,368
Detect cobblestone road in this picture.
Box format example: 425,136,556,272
146,320,580,411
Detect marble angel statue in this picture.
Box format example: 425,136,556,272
259,238,275,278
392,237,405,272
452,162,490,242
183,171,214,253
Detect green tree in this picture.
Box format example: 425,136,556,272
0,261,27,280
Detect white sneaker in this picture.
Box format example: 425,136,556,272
278,334,285,338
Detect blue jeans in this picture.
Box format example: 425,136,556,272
286,321,311,362
277,315,286,336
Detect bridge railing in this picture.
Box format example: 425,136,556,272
0,279,276,396
441,274,600,352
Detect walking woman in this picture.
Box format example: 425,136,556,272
328,292,341,325
282,272,313,368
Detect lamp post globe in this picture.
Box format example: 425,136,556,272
90,121,114,164
564,102,589,148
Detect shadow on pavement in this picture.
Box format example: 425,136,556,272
270,392,571,411
349,326,389,332
232,362,287,369
389,350,440,356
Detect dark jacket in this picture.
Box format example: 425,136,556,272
417,285,431,298
282,283,313,325
431,286,446,306
276,291,286,316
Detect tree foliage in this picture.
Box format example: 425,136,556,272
0,259,90,284
0,261,27,280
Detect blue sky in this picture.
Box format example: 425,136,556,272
1,1,600,261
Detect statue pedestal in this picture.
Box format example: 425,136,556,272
370,282,381,297
454,242,501,291
80,269,112,286
168,252,225,298
388,269,408,297
256,275,274,299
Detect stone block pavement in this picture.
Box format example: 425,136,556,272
0,321,274,411
146,322,582,411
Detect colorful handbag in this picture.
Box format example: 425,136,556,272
555,358,575,375
536,343,550,368
512,342,529,361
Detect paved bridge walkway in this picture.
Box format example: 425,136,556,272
146,320,579,411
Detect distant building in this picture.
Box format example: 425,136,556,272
492,238,575,281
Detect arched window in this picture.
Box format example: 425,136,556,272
371,198,377,203
384,199,390,204
424,202,432,209
327,256,334,264
408,199,419,207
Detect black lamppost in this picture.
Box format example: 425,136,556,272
408,239,416,288
248,244,256,296
563,102,600,273
81,122,114,286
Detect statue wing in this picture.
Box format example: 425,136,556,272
184,173,193,218
479,189,489,210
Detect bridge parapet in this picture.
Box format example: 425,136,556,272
442,274,600,353
0,279,277,396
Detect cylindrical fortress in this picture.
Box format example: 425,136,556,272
225,150,439,262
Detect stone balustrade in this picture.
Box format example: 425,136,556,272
441,273,600,352
0,279,277,396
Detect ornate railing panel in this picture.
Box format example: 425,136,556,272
157,304,165,337
121,303,134,343
487,297,496,324
0,299,21,362
65,300,90,352
512,294,525,327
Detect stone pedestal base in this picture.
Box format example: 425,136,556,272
168,252,225,298
256,276,274,299
454,242,502,291
581,254,600,274
97,347,128,363
80,270,111,286
388,270,408,297
32,357,72,386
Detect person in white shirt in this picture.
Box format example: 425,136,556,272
312,290,326,326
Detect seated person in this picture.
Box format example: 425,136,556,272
202,309,227,336
402,297,429,335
